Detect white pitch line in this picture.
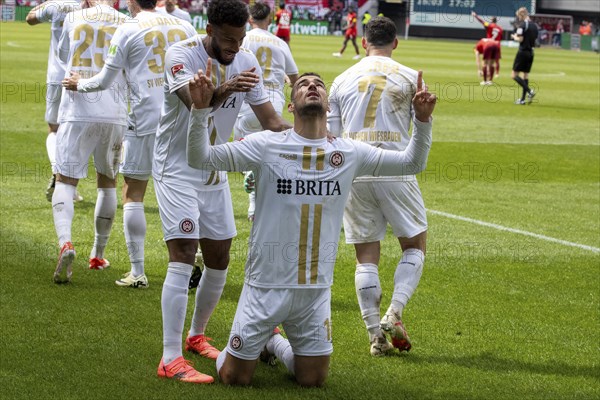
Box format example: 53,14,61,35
6,41,22,48
433,139,600,146
427,209,600,254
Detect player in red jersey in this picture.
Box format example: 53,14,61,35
275,2,292,45
474,38,500,85
332,6,360,59
472,11,503,76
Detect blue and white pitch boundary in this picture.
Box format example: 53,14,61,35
427,209,600,254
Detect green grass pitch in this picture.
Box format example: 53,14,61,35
1,22,599,399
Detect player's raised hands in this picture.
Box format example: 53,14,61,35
62,71,80,91
189,58,215,109
224,67,259,93
412,71,436,122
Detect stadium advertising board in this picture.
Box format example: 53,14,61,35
189,14,330,35
410,0,536,30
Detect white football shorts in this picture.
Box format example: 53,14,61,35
343,180,427,243
55,121,124,179
120,134,154,180
154,179,237,241
226,285,333,360
45,83,62,125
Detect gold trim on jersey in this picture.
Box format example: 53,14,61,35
310,204,322,284
298,204,310,284
302,146,312,170
345,131,403,143
297,147,326,284
315,149,325,171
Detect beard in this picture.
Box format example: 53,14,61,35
211,39,235,66
296,102,326,118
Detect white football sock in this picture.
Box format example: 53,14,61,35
355,263,382,339
162,262,192,364
123,202,146,277
390,248,425,317
52,182,75,247
216,348,227,375
89,188,117,260
46,132,56,166
248,191,256,217
189,266,228,337
267,333,294,375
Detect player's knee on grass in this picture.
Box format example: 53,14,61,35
294,355,329,387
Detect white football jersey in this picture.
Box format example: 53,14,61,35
188,109,432,288
328,56,418,152
155,6,192,23
241,27,298,107
103,11,196,136
153,35,269,188
57,5,128,124
34,0,81,84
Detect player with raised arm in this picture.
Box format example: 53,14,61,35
62,0,197,288
233,1,299,221
51,0,127,283
328,17,431,356
472,11,503,76
26,0,83,203
152,0,291,383
186,67,436,386
332,6,360,59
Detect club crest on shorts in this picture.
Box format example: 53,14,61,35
230,334,243,350
179,218,195,234
329,151,344,168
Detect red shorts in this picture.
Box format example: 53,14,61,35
276,31,290,43
483,43,500,60
345,30,357,40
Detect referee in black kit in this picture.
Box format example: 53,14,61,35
511,7,539,105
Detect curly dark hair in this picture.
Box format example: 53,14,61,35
207,0,249,27
250,2,271,21
137,0,157,9
365,16,397,47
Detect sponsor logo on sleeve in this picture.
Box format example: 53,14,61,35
171,63,185,77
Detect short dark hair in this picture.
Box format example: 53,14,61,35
137,0,157,9
491,16,497,23
250,2,271,21
365,16,397,47
208,0,249,27
291,72,322,100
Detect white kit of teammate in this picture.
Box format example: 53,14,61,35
26,0,82,202
232,2,299,222
328,17,428,356
65,6,197,288
51,2,128,283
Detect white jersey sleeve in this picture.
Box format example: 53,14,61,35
36,0,81,83
164,38,198,94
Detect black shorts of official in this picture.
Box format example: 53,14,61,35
513,50,534,73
